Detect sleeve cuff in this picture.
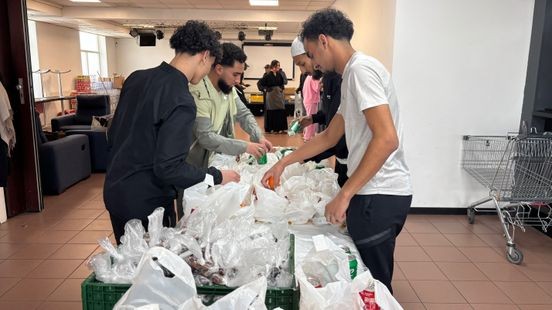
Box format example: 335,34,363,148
207,167,223,185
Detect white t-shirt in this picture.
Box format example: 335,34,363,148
337,52,412,196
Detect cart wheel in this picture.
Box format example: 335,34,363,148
467,208,475,224
506,247,524,265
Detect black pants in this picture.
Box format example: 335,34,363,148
108,206,176,245
346,194,412,294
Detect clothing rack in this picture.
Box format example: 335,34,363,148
32,68,72,127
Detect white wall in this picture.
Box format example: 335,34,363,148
392,0,534,208
35,22,82,118
333,0,396,71
106,37,118,76
115,38,300,90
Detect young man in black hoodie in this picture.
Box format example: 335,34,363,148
104,21,240,243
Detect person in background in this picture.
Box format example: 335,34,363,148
104,21,240,244
264,9,412,293
258,60,288,133
187,42,272,168
301,70,322,141
291,36,349,186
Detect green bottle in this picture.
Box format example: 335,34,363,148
348,254,358,279
257,153,267,165
288,120,301,136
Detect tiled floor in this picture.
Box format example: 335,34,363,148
1,118,552,309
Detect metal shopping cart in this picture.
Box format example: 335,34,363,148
461,132,552,264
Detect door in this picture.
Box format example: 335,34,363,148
0,0,42,216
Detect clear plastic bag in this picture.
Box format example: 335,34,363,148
148,207,165,247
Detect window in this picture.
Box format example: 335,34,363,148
79,31,108,77
28,20,43,99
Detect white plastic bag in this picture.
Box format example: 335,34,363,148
114,247,197,310
178,277,268,310
351,271,403,310
253,184,288,223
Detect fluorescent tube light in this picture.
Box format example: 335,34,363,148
249,0,278,6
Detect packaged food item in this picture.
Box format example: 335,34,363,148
358,290,380,310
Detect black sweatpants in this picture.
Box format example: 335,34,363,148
346,194,412,294
108,206,176,245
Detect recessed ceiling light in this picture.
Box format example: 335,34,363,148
70,0,101,3
249,0,278,6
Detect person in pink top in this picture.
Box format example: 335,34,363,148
301,71,322,141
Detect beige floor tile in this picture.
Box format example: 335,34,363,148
68,261,92,279
395,247,432,262
0,260,43,277
62,209,104,220
0,277,21,296
393,263,406,280
0,278,63,301
400,303,426,310
443,234,487,247
458,247,507,263
432,222,473,234
424,304,472,310
452,281,513,304
478,234,508,248
398,262,447,280
84,219,112,231
536,281,552,297
475,262,531,282
494,282,552,305
38,301,82,310
471,304,519,310
411,234,453,247
0,301,42,310
8,244,62,260
27,260,82,279
47,279,82,302
397,232,420,246
49,219,94,231
67,230,111,244
0,243,27,259
28,230,80,244
49,244,98,260
404,221,440,234
436,262,488,281
423,247,470,262
518,306,552,310
516,263,552,282
0,229,41,244
409,280,466,303
392,280,420,303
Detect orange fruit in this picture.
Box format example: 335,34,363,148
267,176,275,190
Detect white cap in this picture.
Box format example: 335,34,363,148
291,37,306,57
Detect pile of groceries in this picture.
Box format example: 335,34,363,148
85,148,402,309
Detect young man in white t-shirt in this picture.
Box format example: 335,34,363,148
262,8,412,293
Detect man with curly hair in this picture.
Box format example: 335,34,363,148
187,42,273,168
104,21,240,244
263,9,412,293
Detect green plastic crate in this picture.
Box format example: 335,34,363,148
82,234,298,310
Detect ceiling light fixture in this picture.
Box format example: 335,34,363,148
249,0,278,7
70,0,101,3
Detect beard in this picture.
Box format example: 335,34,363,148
311,69,324,80
218,79,233,94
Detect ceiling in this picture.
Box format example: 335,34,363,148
27,0,336,39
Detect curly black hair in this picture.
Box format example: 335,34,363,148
218,43,247,67
300,8,354,41
169,20,222,63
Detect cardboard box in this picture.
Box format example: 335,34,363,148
113,75,125,89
